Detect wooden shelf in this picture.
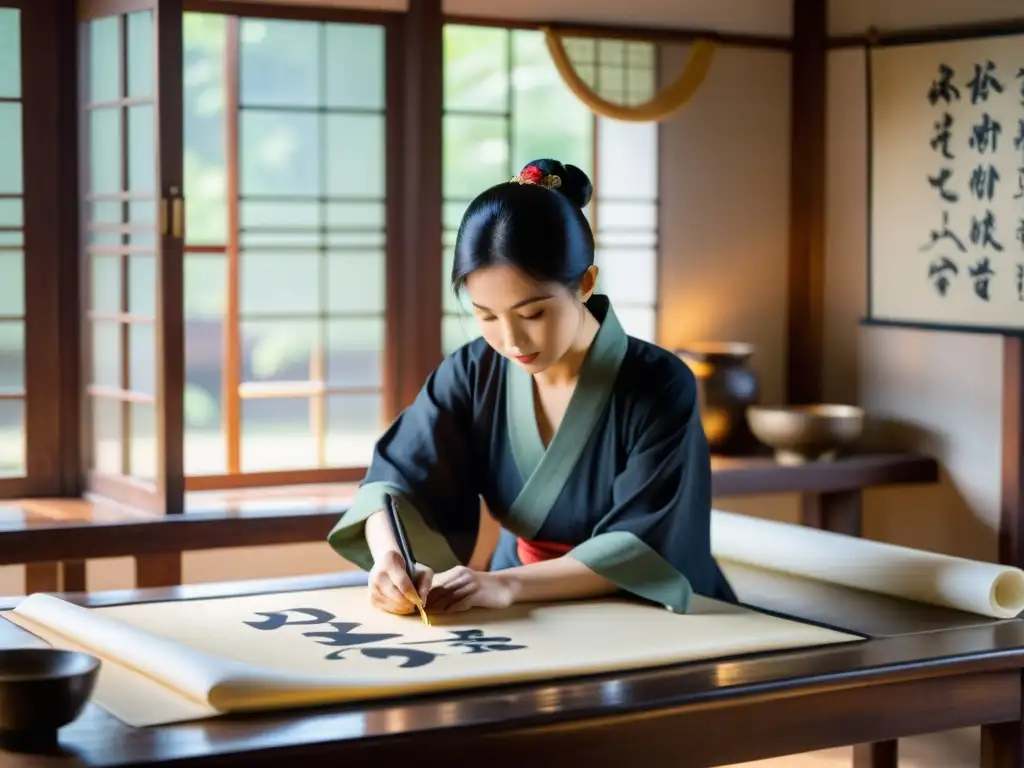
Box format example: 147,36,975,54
0,452,940,593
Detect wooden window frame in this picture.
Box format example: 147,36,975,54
1,0,80,500
440,24,665,349
589,40,662,344
5,0,674,507
0,2,28,495
178,1,405,493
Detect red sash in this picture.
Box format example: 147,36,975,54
516,537,573,565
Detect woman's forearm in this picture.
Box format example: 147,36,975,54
495,555,619,604
364,509,399,563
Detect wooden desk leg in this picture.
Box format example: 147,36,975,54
807,490,897,768
61,561,87,592
853,741,898,768
801,489,863,536
981,719,1023,767
23,563,60,593
135,554,183,588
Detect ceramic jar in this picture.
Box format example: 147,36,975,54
675,342,760,455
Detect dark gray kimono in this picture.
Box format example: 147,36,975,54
327,295,736,613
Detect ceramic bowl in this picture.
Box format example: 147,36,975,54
0,648,100,744
745,404,865,465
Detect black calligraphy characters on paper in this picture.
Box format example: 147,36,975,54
967,60,1003,104
928,257,959,296
243,608,527,669
969,113,1002,153
924,66,965,299
928,64,960,105
969,257,996,301
928,168,958,202
931,112,955,160
971,211,1004,252
969,164,999,201
922,61,1021,305
920,211,967,254
1015,120,1024,199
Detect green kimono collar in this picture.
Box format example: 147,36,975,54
504,294,629,539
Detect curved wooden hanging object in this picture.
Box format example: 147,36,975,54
541,27,717,122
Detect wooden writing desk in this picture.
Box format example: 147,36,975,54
0,558,1017,768
0,453,938,594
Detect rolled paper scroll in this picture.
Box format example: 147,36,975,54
711,509,1024,619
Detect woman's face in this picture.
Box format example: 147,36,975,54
464,263,596,373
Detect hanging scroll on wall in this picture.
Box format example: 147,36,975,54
868,34,1024,333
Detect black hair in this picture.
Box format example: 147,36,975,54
450,158,595,297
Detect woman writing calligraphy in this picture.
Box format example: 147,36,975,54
327,158,736,615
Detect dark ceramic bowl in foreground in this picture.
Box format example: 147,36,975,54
0,648,100,741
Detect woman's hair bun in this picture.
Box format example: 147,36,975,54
515,158,593,209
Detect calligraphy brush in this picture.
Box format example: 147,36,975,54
384,492,430,625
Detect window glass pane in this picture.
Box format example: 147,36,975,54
240,110,319,197
241,230,321,249
128,322,155,395
627,42,655,68
0,9,20,99
92,321,122,389
184,13,228,245
0,199,21,227
184,254,225,476
0,320,23,393
241,319,318,384
128,254,156,317
325,23,385,109
240,397,316,472
0,251,23,317
91,396,122,475
240,18,320,107
443,115,508,200
0,397,24,477
90,107,122,195
90,254,121,314
597,201,658,230
597,64,625,104
625,63,656,106
325,114,385,199
126,11,154,99
511,31,592,173
89,17,120,104
325,318,383,388
185,253,226,319
596,117,657,200
241,252,320,316
325,202,385,229
443,25,509,112
327,252,385,314
595,248,657,305
0,103,23,195
128,104,155,193
128,401,156,480
598,230,657,248
442,314,480,357
614,307,656,343
241,200,318,228
326,393,380,466
127,200,156,247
